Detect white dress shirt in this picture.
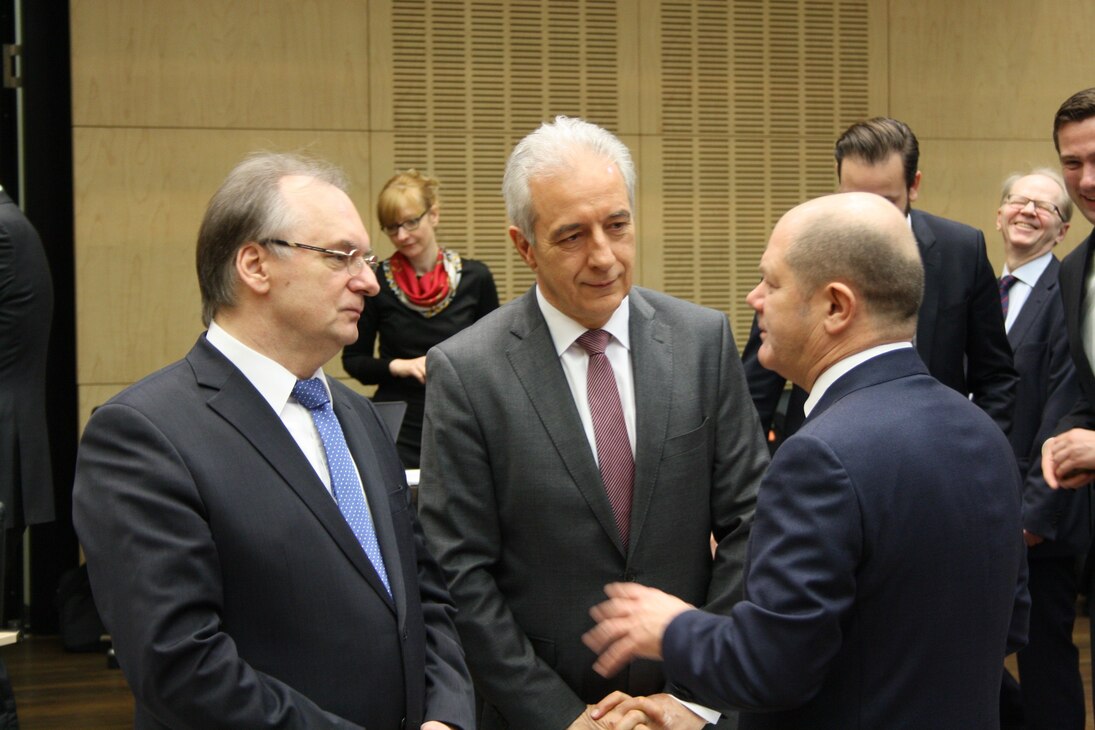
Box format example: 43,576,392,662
206,321,342,498
803,342,915,419
1001,251,1053,333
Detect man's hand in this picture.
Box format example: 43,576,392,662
567,697,648,729
591,692,708,730
583,583,694,678
1043,430,1095,489
421,722,456,730
390,356,428,383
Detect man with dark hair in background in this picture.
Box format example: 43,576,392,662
743,117,1017,445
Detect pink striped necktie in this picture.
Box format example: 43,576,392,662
576,329,634,548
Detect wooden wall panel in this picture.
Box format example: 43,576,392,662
71,0,1095,426
917,138,1088,272
71,0,371,130
889,0,1095,141
74,127,373,384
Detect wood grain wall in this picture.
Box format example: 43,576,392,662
70,0,1095,427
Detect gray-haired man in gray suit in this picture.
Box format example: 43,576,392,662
418,117,768,730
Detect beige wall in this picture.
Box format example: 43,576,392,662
70,0,1095,427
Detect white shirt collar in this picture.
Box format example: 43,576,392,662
803,341,913,418
534,286,631,355
1002,249,1054,287
205,320,328,414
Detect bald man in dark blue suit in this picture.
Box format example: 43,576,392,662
585,193,1028,730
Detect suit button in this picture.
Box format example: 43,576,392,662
402,628,408,641
623,571,636,581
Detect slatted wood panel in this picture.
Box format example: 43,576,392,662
383,0,870,334
653,0,869,338
71,0,876,410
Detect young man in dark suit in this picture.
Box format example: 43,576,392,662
73,152,475,729
743,117,1017,444
585,192,1028,730
1040,86,1095,721
994,169,1086,730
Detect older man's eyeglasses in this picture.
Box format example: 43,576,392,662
262,239,379,274
1004,195,1064,220
380,209,429,237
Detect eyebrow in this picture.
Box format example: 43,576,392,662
547,210,632,241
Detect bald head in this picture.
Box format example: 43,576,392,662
779,192,923,338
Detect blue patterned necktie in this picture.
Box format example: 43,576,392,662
292,377,391,596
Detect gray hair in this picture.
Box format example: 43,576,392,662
196,151,349,326
502,116,636,242
999,167,1072,223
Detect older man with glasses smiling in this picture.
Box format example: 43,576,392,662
992,168,1086,730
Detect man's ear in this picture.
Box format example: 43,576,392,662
823,281,856,334
235,242,273,295
510,226,537,271
907,170,922,205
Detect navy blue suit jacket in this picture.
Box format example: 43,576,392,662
1006,256,1090,554
744,209,1018,439
74,336,475,729
661,348,1028,729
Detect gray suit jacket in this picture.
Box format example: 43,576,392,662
418,286,768,729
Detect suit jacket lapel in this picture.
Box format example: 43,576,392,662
1007,257,1058,349
911,210,940,363
628,289,670,559
189,337,396,612
505,290,627,555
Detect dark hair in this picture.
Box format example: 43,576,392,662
1053,88,1095,152
835,117,919,189
196,152,348,326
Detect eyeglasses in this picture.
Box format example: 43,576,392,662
380,209,429,237
1004,194,1063,220
261,239,379,274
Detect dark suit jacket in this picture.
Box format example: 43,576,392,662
0,189,54,527
1056,230,1095,434
1007,256,1090,554
661,348,1029,729
744,209,1017,439
417,286,768,729
73,336,474,730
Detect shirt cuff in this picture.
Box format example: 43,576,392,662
670,695,720,725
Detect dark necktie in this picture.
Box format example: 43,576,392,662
292,378,391,595
576,329,634,548
998,274,1018,317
